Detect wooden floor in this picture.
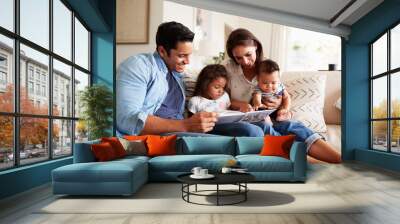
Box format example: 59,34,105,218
1,162,400,224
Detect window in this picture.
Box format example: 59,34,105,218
75,18,89,70
0,54,7,86
35,70,41,81
36,83,40,95
0,54,7,67
0,0,91,170
28,67,34,80
285,27,341,71
0,71,7,85
0,0,14,32
42,85,46,97
371,23,400,154
28,81,34,94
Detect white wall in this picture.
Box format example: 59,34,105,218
116,0,164,66
163,1,195,31
116,0,286,68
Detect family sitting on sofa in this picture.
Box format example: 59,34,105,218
116,21,341,164
52,21,340,196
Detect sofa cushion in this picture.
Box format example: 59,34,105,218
91,142,118,161
236,137,264,155
101,137,127,158
148,154,235,172
180,136,235,155
259,135,295,159
146,135,177,157
236,155,293,172
74,140,100,163
52,159,147,183
119,138,147,156
282,72,327,132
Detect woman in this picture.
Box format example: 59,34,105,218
224,28,341,164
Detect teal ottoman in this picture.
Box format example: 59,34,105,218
52,156,148,196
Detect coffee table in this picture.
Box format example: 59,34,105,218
177,172,255,206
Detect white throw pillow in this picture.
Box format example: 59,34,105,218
283,74,327,133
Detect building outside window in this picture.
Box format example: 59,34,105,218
41,85,46,97
28,67,34,80
371,23,400,154
0,54,7,88
28,81,34,94
0,0,91,170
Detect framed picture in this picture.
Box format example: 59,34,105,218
117,0,149,44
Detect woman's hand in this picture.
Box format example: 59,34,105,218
253,103,267,111
264,95,282,109
238,102,254,112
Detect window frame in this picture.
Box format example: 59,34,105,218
370,20,400,154
0,0,92,171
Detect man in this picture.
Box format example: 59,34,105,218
117,21,217,136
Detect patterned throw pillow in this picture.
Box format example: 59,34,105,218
283,74,327,133
119,138,147,156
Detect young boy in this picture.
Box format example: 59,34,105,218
252,59,292,122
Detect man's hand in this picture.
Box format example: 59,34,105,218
183,112,218,133
264,95,282,109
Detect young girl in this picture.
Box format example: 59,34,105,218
188,64,231,114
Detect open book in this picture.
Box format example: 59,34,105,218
216,109,276,124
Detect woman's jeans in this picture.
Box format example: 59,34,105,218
209,120,321,151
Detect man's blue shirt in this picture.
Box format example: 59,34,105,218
116,52,186,135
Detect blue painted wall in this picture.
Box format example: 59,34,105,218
344,0,400,171
91,0,116,135
0,0,116,200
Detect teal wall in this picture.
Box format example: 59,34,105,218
343,0,400,171
0,0,116,200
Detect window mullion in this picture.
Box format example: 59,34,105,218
14,0,20,166
49,0,54,160
388,30,391,153
71,11,76,154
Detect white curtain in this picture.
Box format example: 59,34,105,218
268,24,287,71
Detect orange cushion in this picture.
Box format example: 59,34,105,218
101,137,127,158
91,142,118,161
259,135,296,159
146,135,177,157
124,135,149,141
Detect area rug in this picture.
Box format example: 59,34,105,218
37,183,362,214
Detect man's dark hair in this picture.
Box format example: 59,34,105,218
156,21,194,55
193,64,229,98
257,59,280,75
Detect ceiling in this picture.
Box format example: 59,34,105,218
168,0,384,37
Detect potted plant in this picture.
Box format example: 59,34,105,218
79,84,113,140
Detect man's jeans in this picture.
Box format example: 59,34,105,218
209,121,281,137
